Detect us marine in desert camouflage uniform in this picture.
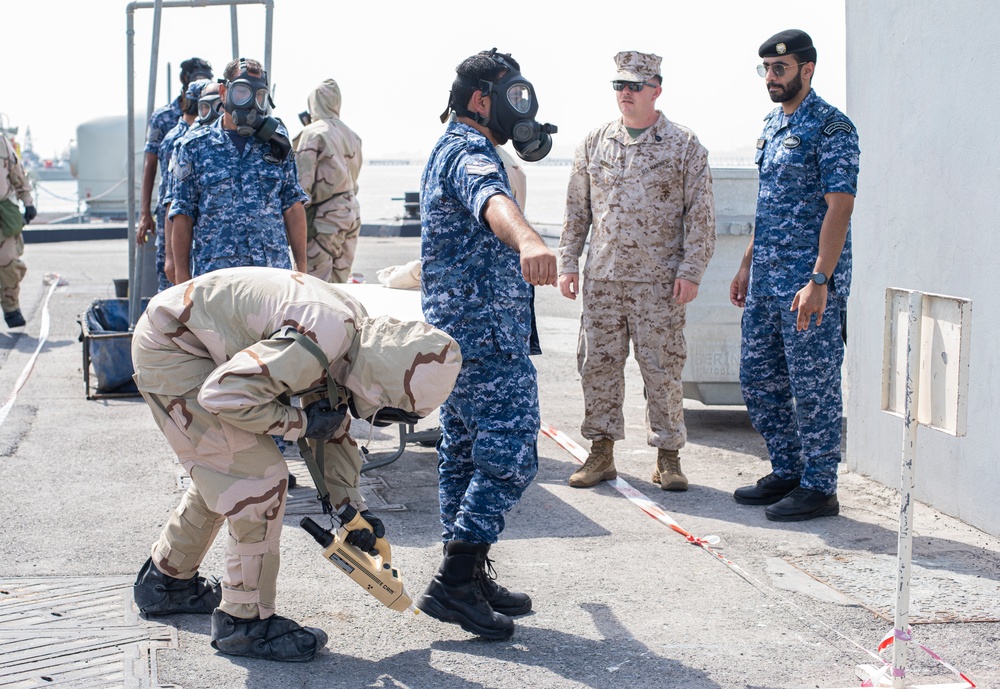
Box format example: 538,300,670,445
558,50,716,492
130,267,461,662
295,78,364,283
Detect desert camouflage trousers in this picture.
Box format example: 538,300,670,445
306,223,360,283
140,387,288,620
578,279,687,450
739,293,846,494
138,377,361,620
437,355,540,544
0,233,26,313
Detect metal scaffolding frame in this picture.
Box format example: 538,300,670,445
124,0,274,326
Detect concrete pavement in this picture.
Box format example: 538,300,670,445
0,236,997,689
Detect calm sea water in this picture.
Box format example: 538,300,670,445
32,162,574,228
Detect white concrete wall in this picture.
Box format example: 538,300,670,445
846,1,1000,534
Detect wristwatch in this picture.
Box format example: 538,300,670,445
809,272,828,286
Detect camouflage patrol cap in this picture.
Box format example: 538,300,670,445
185,79,212,102
759,29,816,62
613,51,662,83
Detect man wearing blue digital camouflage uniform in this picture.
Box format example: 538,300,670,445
137,57,213,247
170,58,307,282
154,78,211,290
730,29,860,522
417,49,558,640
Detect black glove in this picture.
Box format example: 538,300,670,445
345,511,385,556
303,398,346,440
23,205,37,224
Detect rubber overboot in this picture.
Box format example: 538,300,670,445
651,449,688,491
133,557,222,616
568,438,616,488
4,309,25,328
416,540,515,640
210,609,328,662
479,550,532,617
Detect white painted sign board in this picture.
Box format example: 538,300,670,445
881,289,971,437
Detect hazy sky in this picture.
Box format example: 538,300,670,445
3,0,846,162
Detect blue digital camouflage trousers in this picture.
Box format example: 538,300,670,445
739,293,846,494
437,354,540,544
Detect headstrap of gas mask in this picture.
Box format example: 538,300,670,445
439,48,513,126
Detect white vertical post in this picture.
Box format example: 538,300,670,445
891,290,923,687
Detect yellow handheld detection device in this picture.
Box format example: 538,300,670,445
301,507,418,615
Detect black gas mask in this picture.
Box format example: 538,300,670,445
224,59,292,161
445,49,558,162
197,92,223,126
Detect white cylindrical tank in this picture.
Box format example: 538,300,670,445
75,114,149,219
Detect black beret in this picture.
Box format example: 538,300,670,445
759,29,814,58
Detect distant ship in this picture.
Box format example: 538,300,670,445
0,115,75,182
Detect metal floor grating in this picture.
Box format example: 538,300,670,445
785,549,1000,623
0,576,177,688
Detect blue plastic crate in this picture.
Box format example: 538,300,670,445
79,298,149,398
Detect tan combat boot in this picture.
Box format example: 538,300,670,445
652,449,688,491
568,439,616,488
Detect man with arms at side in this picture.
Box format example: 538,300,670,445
730,30,860,521
295,78,364,283
155,78,211,289
558,50,716,492
137,57,213,247
170,58,307,283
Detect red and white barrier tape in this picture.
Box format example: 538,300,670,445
0,274,65,429
539,421,975,688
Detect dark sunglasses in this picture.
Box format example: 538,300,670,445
612,80,658,92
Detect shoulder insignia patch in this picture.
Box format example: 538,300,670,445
466,161,498,176
822,121,854,136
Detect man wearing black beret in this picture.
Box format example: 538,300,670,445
730,29,861,521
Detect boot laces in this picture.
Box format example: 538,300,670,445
481,556,508,596
664,454,682,476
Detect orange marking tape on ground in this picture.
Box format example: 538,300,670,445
540,420,975,688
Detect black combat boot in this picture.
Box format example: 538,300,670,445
133,557,222,615
733,473,801,505
210,609,328,662
765,487,840,522
478,549,532,617
416,540,515,640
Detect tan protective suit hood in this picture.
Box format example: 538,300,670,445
308,78,342,120
343,315,462,421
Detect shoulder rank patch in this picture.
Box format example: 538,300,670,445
822,120,854,136
466,159,498,176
